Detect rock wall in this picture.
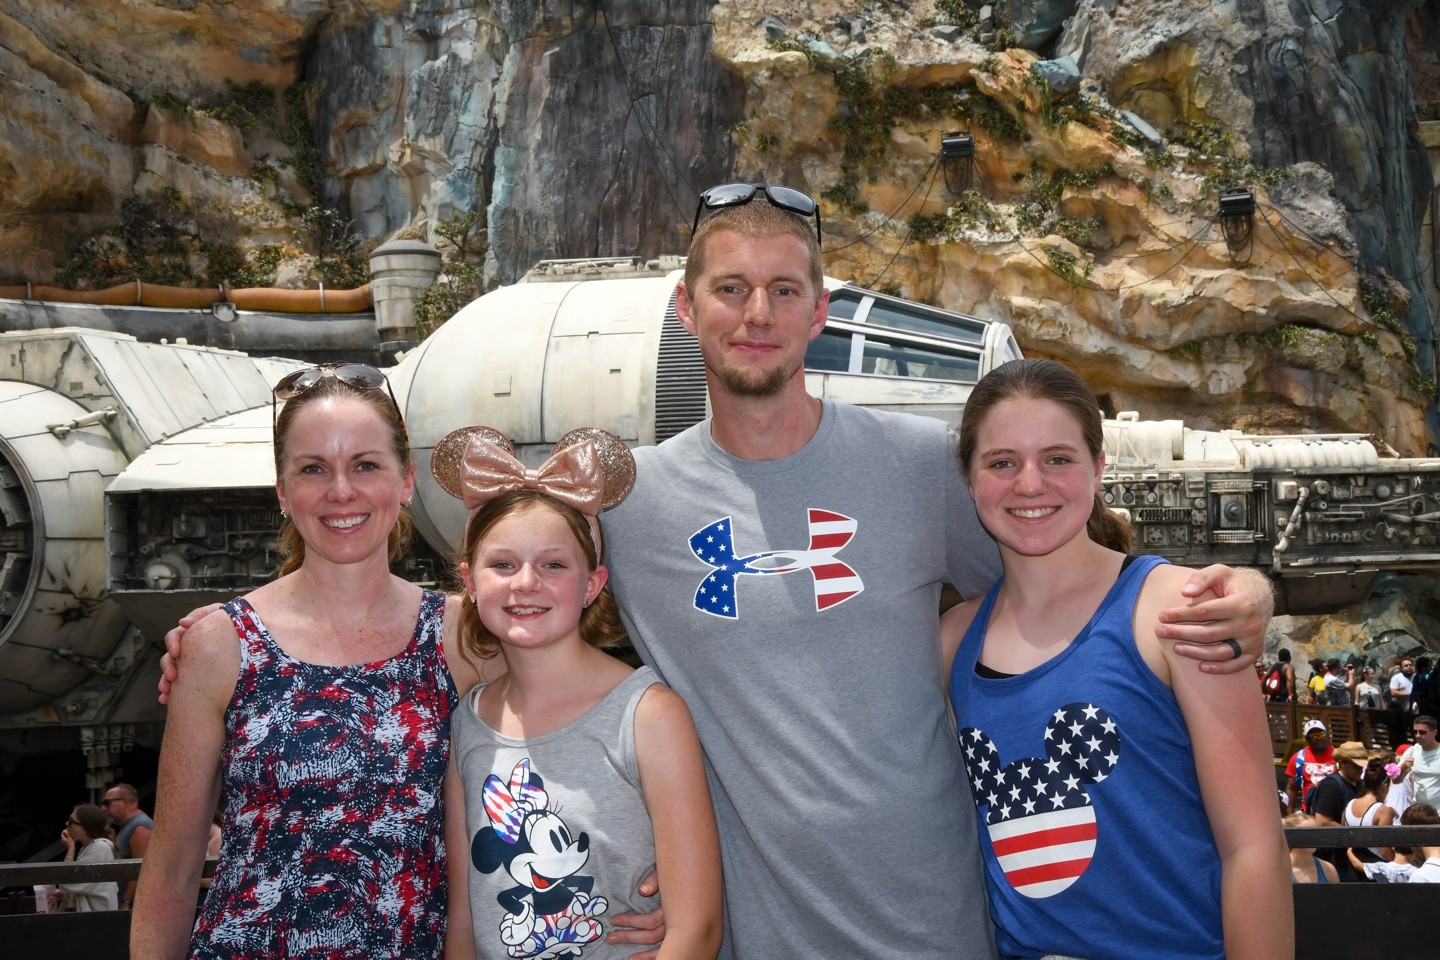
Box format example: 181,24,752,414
1,0,1437,450
3,0,1440,657
0,0,743,285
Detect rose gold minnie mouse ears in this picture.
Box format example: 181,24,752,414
430,424,636,512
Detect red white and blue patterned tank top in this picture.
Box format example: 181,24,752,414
191,589,457,959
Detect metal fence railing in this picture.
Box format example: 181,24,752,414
4,835,1438,960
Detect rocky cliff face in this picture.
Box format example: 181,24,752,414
1,0,1437,453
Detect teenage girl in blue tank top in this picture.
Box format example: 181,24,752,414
940,360,1291,960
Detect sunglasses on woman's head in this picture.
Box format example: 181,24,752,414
692,182,822,245
271,362,406,444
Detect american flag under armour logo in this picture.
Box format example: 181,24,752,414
960,702,1121,898
688,510,864,619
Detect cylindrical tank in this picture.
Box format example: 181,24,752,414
392,270,683,557
0,382,131,714
369,240,441,347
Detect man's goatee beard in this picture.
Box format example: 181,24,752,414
715,364,792,397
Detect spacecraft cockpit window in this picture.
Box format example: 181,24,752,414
862,297,987,345
825,290,863,321
814,287,990,383
805,329,854,372
860,339,979,382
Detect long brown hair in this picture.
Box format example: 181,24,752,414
456,490,627,662
958,358,1131,554
272,373,413,576
71,804,114,845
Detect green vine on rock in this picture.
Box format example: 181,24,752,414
1044,246,1090,289
413,211,488,341
54,189,199,288
908,189,1004,243
1360,277,1418,361
821,47,1021,211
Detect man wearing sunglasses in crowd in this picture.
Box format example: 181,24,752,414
161,183,1271,958
593,182,1273,958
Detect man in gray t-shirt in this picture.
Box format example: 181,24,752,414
599,188,1271,958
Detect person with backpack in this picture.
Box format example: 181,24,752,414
1286,720,1338,813
1412,657,1440,720
1310,741,1374,881
1265,648,1296,703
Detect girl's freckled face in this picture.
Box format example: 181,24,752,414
465,503,603,652
967,396,1103,557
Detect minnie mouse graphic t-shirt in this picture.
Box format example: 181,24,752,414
950,555,1225,960
453,667,662,960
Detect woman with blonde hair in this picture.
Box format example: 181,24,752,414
1283,812,1339,884
134,364,492,959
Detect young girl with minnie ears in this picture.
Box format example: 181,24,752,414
434,425,721,960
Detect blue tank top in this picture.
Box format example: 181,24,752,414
949,555,1224,960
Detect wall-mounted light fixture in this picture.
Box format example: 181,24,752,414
1219,188,1254,260
941,131,975,194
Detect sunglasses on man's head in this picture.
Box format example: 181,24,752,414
692,182,822,245
271,362,407,445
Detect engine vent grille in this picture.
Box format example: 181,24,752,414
654,290,708,442
1133,508,1195,523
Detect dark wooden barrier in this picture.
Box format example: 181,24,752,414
1292,884,1434,959
0,858,210,959
5,835,1438,959
1265,703,1412,759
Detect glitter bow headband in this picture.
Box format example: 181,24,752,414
431,425,636,556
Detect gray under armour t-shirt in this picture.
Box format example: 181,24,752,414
453,667,664,960
603,401,1002,959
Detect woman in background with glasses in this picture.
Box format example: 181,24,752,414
134,365,492,959
59,804,118,912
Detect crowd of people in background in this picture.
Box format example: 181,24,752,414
46,782,151,913
1261,648,1438,716
1260,645,1440,885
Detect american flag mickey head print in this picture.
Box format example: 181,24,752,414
961,702,1123,898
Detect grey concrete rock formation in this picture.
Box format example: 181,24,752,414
1033,55,1082,94
0,0,743,287
996,0,1077,49
304,0,743,285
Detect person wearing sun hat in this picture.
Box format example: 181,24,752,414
1311,741,1377,880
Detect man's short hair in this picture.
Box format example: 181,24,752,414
1278,648,1291,662
1326,658,1341,671
1416,715,1437,730
108,783,139,803
685,200,824,295
1401,803,1438,826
